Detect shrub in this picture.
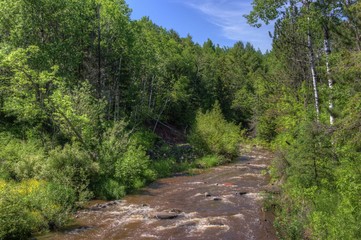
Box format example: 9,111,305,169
93,178,126,200
95,122,158,197
151,158,177,178
130,129,158,150
194,155,222,168
0,179,75,239
95,124,160,198
43,143,98,201
272,120,348,239
255,112,277,142
0,134,45,181
115,145,156,191
189,102,241,158
98,120,129,177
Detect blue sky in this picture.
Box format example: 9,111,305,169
126,0,274,52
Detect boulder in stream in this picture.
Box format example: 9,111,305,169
153,211,179,219
213,197,222,201
237,191,248,195
170,208,182,213
89,200,120,211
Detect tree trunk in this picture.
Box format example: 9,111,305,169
320,0,335,125
153,97,170,133
308,27,320,121
304,0,320,121
114,57,122,121
97,4,102,99
148,75,155,109
323,24,335,125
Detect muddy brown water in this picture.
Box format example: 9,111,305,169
39,146,277,240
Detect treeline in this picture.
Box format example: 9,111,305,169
0,0,265,238
248,0,361,239
1,0,359,239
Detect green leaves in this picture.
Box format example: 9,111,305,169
0,179,75,239
44,143,97,201
50,81,106,148
1,46,55,122
246,0,288,27
189,102,241,158
115,145,155,191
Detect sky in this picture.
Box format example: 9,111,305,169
126,0,274,53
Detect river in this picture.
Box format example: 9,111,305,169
39,146,277,240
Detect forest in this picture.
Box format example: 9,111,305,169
0,0,360,239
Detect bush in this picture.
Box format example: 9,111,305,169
115,145,156,191
97,120,129,178
195,155,223,168
94,123,158,196
271,120,353,239
151,158,176,178
256,112,277,142
43,143,98,202
0,179,75,239
130,129,158,150
93,123,164,198
93,178,126,200
189,102,241,158
0,134,45,181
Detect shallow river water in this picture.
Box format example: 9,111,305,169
39,146,277,240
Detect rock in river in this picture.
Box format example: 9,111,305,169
204,192,212,197
153,211,179,220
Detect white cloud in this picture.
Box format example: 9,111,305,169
182,0,273,51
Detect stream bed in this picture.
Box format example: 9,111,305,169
39,146,278,240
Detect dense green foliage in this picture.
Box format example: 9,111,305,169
194,155,223,169
189,102,241,158
0,0,359,238
247,0,361,239
0,180,75,239
0,0,253,238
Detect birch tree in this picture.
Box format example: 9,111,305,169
304,0,320,121
247,0,322,120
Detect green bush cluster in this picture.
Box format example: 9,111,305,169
0,124,162,238
151,158,176,178
115,145,156,191
189,102,241,158
44,143,98,202
0,180,75,240
93,178,126,200
93,124,157,199
0,134,45,181
270,115,361,239
150,157,194,178
194,155,223,168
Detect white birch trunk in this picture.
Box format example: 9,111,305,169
323,29,334,125
307,21,320,121
320,0,334,125
303,0,320,121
